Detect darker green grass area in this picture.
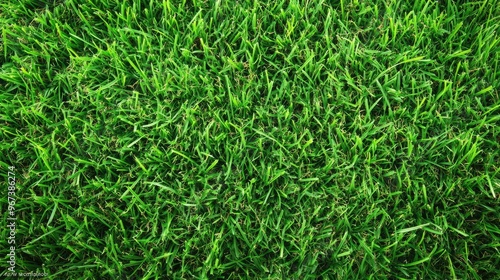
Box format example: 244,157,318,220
1,0,499,279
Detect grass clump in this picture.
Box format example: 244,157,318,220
1,0,499,278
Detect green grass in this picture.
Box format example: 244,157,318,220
1,0,499,278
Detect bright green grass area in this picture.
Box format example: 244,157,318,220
1,0,499,278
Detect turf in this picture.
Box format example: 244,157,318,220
1,0,499,279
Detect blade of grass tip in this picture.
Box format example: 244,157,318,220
371,56,428,85
396,223,431,234
264,70,273,106
134,156,148,174
46,201,58,227
448,225,469,237
444,21,463,45
144,182,179,195
252,128,288,152
401,255,431,267
29,140,53,172
127,136,145,148
485,174,496,199
422,224,443,235
170,149,199,167
24,225,65,247
375,79,393,116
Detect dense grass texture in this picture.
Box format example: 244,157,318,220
1,0,500,278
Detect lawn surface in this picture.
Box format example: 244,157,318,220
1,0,500,279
